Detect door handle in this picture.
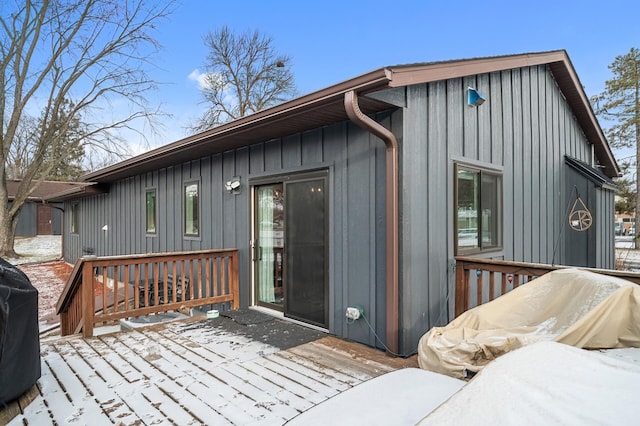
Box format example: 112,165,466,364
251,240,261,261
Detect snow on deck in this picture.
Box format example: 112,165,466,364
5,320,412,425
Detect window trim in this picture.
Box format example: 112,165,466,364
145,188,157,235
454,163,503,255
183,180,200,238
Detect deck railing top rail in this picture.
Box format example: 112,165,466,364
456,256,640,282
78,248,238,264
455,256,640,317
56,249,237,313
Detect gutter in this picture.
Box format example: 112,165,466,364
344,90,400,354
43,182,106,202
82,69,393,183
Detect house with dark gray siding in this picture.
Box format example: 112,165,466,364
49,50,619,355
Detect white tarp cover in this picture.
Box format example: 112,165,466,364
286,368,464,425
418,341,640,425
418,268,640,378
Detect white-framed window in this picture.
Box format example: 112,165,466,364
455,164,502,254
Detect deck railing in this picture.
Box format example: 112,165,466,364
455,256,640,317
56,249,239,337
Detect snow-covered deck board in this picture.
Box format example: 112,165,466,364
6,321,415,425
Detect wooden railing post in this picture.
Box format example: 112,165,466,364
230,251,240,309
82,260,95,337
454,260,469,318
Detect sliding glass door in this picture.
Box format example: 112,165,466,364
253,171,328,327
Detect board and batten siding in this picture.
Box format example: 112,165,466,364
399,64,612,354
596,187,615,267
563,159,616,269
64,112,397,348
15,203,37,237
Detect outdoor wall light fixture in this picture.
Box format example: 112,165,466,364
467,87,486,107
224,176,241,194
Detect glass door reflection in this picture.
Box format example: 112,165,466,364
255,184,284,308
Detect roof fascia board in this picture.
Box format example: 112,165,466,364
547,62,619,178
44,183,106,201
386,51,568,87
82,69,392,182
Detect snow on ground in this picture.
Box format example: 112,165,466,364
18,261,71,332
3,236,68,332
615,236,640,271
8,235,62,265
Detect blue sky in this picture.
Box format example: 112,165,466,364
142,0,640,153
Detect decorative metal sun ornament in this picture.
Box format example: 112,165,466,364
568,196,592,231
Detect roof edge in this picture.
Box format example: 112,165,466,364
81,50,619,183
565,155,618,190
44,183,106,202
386,50,568,86
548,57,619,178
82,68,393,182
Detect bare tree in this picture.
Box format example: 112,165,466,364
5,115,39,180
0,0,173,257
194,26,296,130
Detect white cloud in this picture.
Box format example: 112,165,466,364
188,69,207,89
188,69,221,91
187,69,237,120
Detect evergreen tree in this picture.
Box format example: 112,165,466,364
614,162,635,214
8,100,86,181
593,47,640,246
41,100,86,181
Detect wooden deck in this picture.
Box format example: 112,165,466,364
3,317,416,425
